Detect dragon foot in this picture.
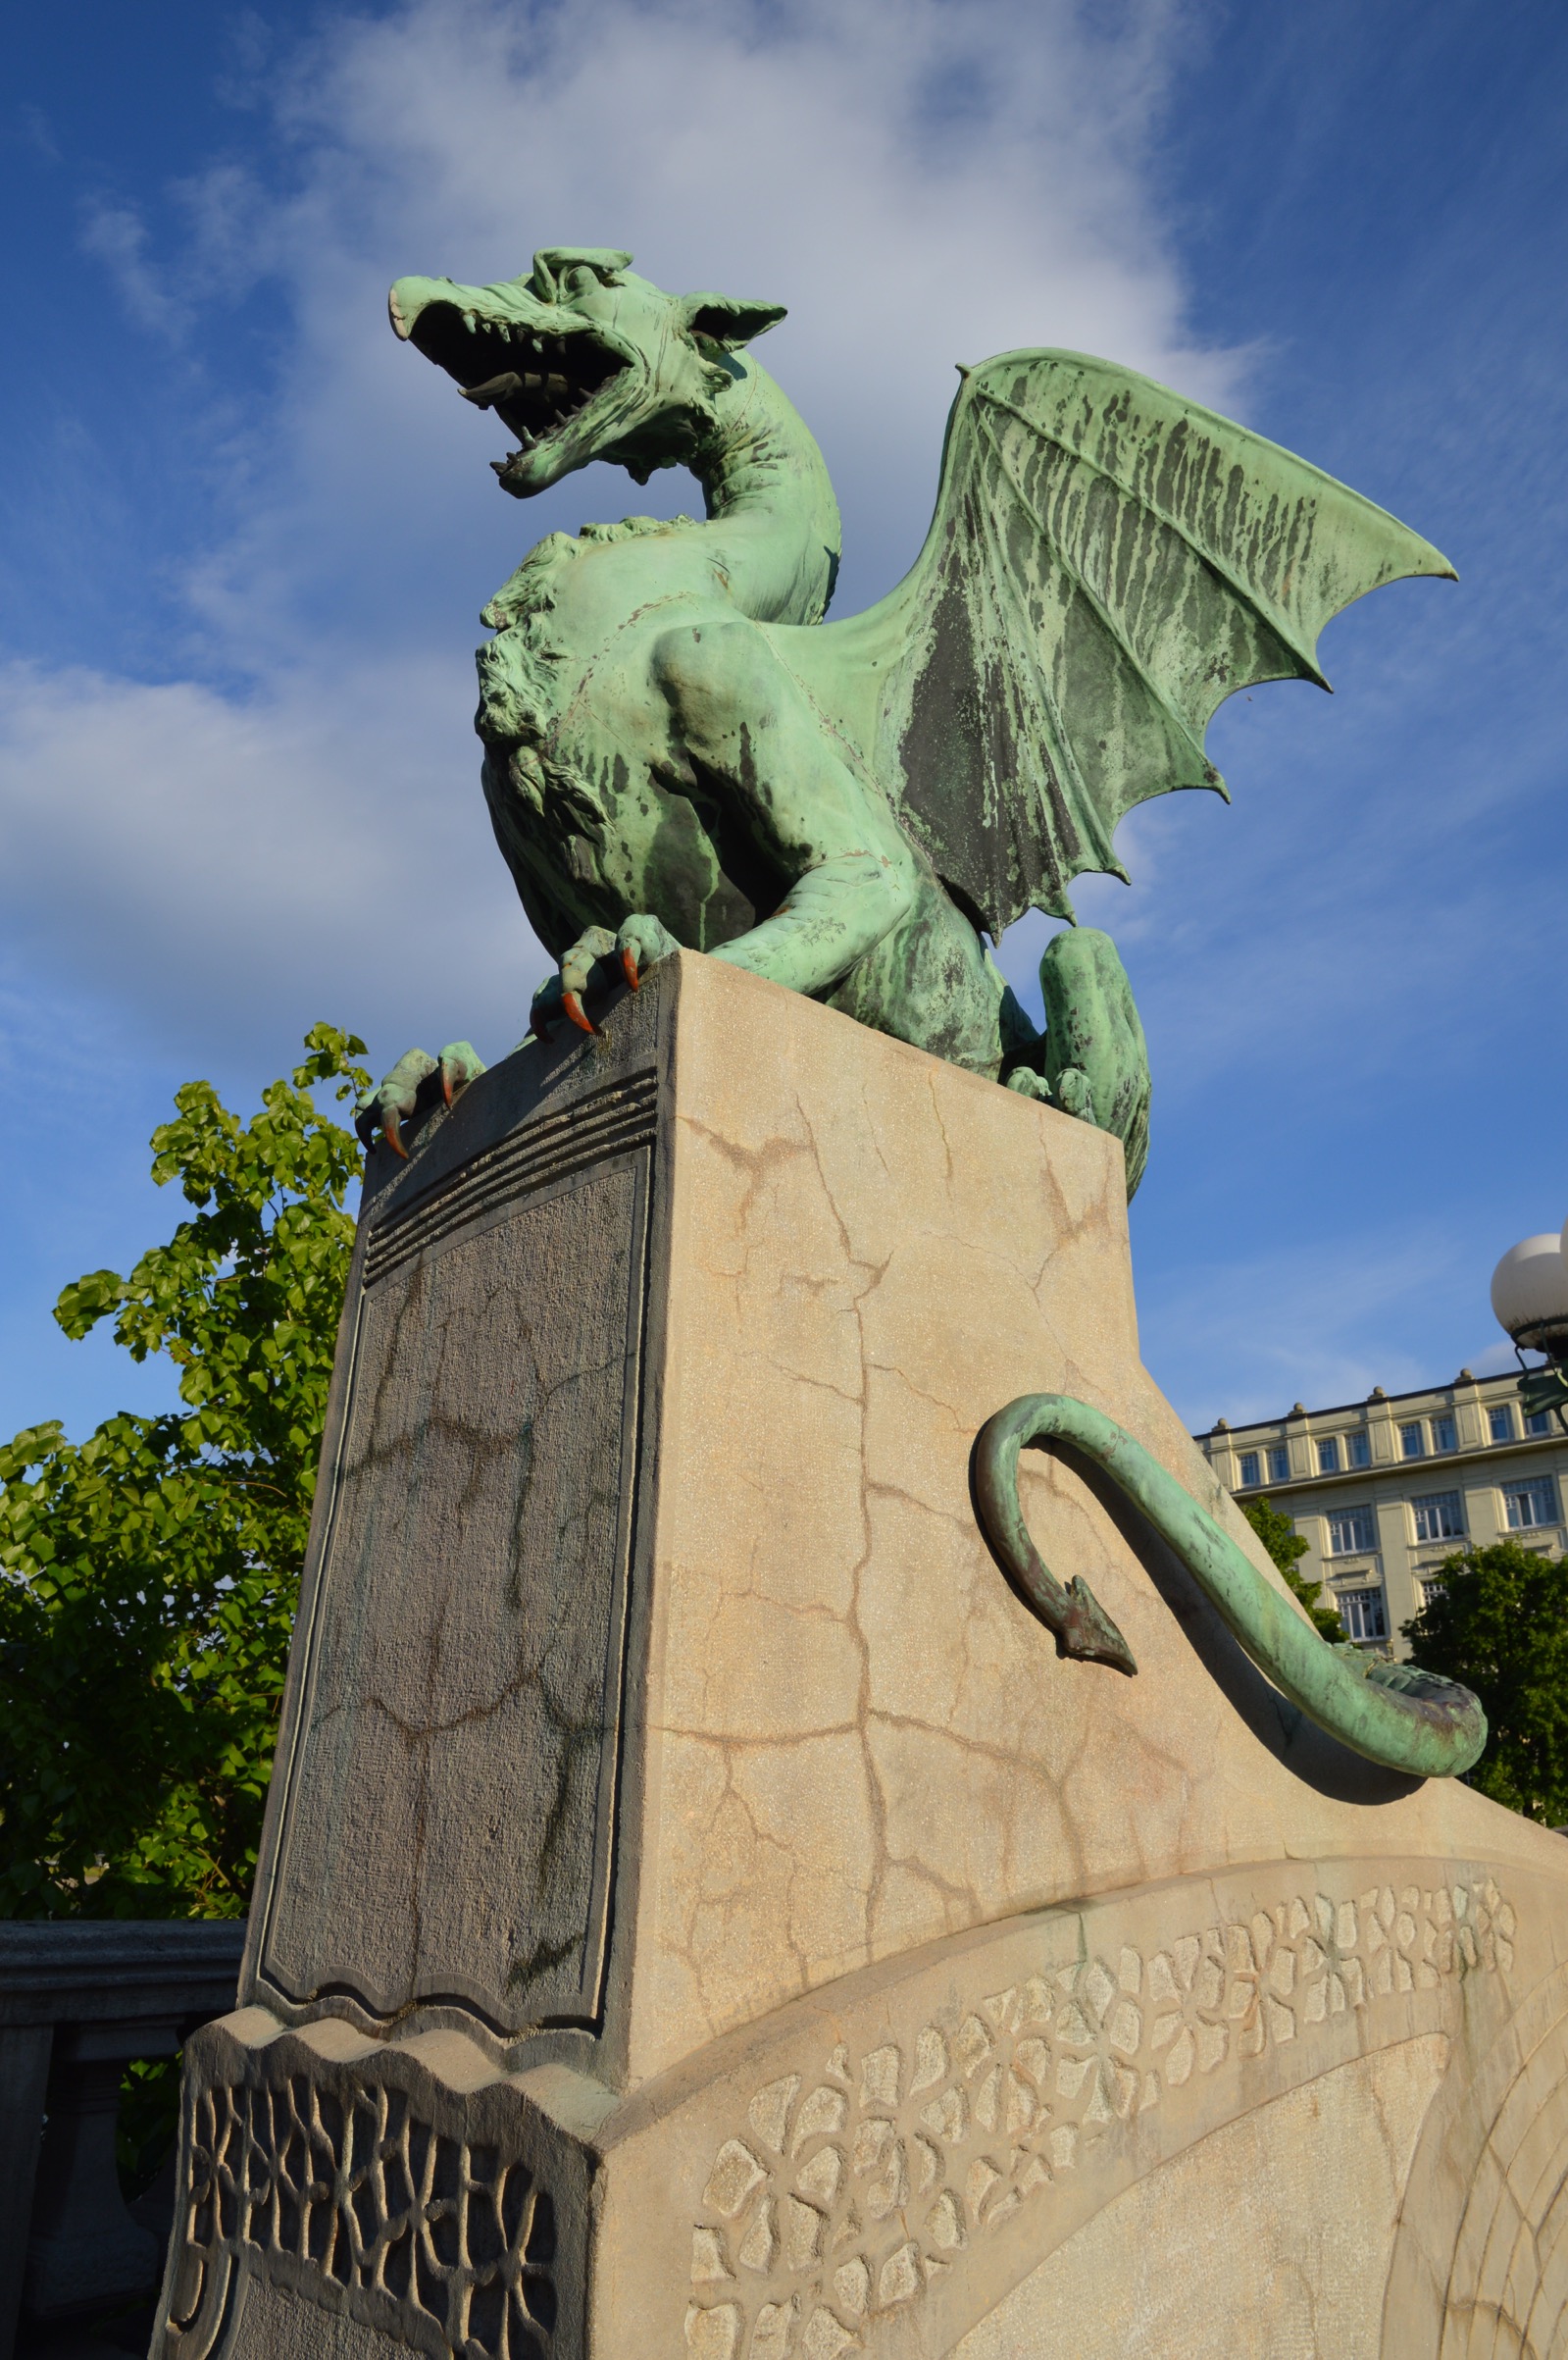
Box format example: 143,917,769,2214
1000,931,1151,1201
530,914,682,1039
355,1041,486,1158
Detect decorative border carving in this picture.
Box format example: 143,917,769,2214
164,2067,558,2360
685,1879,1517,2359
365,1070,659,1285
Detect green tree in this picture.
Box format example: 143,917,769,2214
1239,1493,1343,1640
1402,1542,1568,1824
0,1025,368,1920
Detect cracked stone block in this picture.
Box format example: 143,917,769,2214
144,955,1568,2359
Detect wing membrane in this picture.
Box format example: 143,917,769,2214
842,349,1453,933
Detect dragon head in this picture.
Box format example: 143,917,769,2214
389,248,786,496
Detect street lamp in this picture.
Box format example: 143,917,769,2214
1490,1231,1568,1430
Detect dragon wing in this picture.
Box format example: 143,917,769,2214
815,349,1454,933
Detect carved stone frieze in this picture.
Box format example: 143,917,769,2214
158,2019,585,2360
166,2074,557,2360
685,1879,1517,2358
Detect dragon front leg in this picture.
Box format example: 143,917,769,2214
651,618,919,1000
357,916,678,1159
974,1394,1487,1779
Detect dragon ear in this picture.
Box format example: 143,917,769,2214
680,293,787,350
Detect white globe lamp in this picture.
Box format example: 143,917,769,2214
1491,1234,1568,1356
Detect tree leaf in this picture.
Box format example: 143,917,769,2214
0,1025,366,1920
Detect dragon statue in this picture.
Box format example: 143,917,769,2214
358,244,1483,1779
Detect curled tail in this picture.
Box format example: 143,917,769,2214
973,1394,1486,1780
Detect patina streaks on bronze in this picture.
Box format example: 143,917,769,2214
360,247,1451,1209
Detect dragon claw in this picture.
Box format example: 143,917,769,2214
356,1042,481,1163
532,920,671,1040
437,1042,486,1108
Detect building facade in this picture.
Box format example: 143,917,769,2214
1196,1369,1568,1656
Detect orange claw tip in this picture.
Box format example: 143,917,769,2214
384,1107,409,1161
621,947,640,992
563,990,597,1036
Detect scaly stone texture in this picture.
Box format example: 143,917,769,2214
159,953,1568,2360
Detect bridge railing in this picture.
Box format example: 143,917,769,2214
0,1921,245,2359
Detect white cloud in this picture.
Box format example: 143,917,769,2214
0,656,533,1066
181,0,1240,654
79,201,186,339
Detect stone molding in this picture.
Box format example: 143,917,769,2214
161,2015,592,2360
0,1920,245,2028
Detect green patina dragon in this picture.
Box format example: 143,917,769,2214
359,244,1483,1778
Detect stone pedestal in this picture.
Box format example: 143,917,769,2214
153,952,1568,2359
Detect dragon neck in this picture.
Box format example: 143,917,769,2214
687,358,842,625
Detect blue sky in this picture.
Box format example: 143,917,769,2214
1,0,1564,1441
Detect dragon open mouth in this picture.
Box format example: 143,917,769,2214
405,301,628,476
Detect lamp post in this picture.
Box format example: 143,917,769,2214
1490,1229,1568,1431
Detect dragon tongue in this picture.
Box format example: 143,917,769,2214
462,373,525,409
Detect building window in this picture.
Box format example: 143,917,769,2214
1399,1422,1425,1460
1418,1576,1446,1613
1412,1491,1464,1544
1490,1405,1515,1444
1327,1505,1377,1556
1317,1437,1340,1474
1504,1476,1559,1532
1348,1430,1371,1468
1526,1410,1553,1438
1433,1413,1457,1453
1337,1586,1388,1644
1267,1445,1290,1484
1239,1451,1260,1488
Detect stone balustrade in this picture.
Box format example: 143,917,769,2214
0,1921,244,2360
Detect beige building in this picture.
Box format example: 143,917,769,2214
1196,1369,1567,1655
